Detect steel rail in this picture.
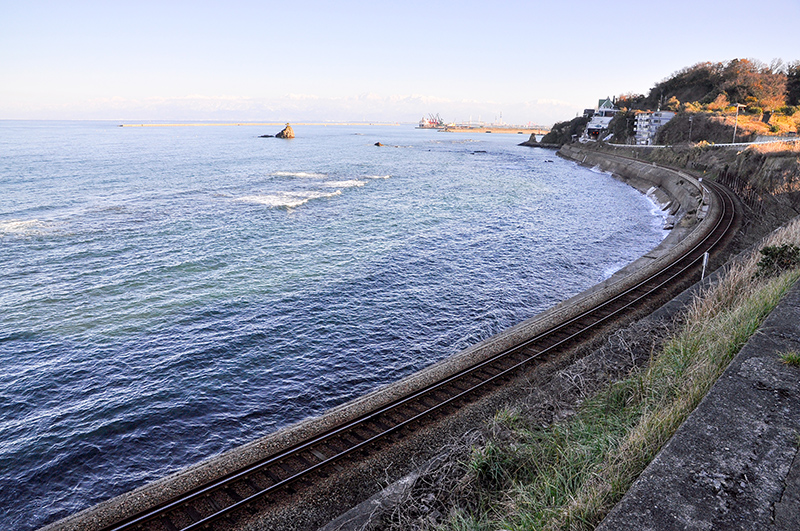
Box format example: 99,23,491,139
100,179,737,531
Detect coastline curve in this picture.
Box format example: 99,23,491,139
42,149,730,531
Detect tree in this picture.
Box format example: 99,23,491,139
615,93,647,110
718,58,786,110
606,111,636,143
644,62,720,108
787,61,800,106
540,116,589,145
664,96,680,111
643,58,790,112
708,93,729,111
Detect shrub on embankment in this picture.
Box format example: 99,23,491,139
656,112,758,144
655,110,800,145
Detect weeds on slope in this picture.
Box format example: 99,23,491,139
443,218,800,531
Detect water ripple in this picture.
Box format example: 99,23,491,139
0,122,666,530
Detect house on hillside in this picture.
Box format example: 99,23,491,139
633,110,675,145
583,97,619,141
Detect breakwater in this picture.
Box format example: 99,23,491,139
443,125,550,135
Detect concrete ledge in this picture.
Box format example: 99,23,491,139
598,280,800,531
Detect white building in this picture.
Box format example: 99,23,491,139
584,97,619,141
634,111,675,145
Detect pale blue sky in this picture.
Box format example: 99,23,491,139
2,0,798,124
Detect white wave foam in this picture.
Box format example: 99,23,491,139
589,165,613,175
323,180,366,188
428,139,479,144
237,190,341,208
643,188,670,236
364,175,391,179
601,263,625,280
271,171,327,178
0,219,53,236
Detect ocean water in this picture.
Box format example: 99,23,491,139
0,121,666,529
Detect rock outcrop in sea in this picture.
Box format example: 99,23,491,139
276,124,295,139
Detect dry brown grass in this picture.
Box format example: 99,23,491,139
551,217,800,529
746,140,800,155
711,112,800,139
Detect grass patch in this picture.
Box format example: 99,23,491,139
780,351,800,366
755,243,800,278
444,218,800,531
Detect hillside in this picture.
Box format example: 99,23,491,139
619,58,799,112
655,111,800,144
603,58,800,146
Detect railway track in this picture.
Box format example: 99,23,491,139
87,178,738,531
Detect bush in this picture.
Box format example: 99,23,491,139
540,116,589,145
755,244,800,278
606,110,636,143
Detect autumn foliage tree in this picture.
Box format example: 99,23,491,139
643,59,789,111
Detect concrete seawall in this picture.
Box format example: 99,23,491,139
559,143,705,223
44,148,720,531
557,144,715,280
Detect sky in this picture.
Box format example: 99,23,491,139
2,0,799,125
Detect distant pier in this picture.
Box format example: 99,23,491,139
442,125,550,135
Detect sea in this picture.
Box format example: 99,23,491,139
0,121,666,530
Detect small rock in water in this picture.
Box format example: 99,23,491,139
276,123,295,139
